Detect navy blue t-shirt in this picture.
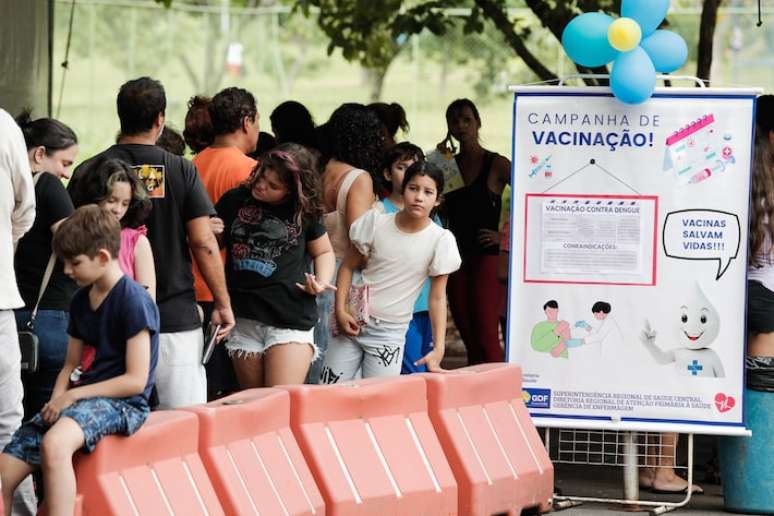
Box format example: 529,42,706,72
67,276,160,400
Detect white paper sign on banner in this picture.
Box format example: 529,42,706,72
507,86,758,436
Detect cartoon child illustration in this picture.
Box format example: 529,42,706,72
640,282,725,378
531,300,583,359
575,301,621,354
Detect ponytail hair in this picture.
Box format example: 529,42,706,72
368,102,409,137
183,95,214,153
15,110,78,153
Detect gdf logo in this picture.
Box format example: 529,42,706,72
523,388,551,409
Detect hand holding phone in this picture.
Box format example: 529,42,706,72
201,323,222,365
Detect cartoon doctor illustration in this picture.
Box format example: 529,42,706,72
640,282,725,378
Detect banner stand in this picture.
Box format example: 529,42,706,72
508,76,759,513
546,429,694,514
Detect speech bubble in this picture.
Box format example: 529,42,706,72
662,209,740,280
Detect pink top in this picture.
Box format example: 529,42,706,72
119,226,147,280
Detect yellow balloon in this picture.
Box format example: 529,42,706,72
608,17,642,52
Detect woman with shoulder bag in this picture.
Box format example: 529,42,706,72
13,112,79,419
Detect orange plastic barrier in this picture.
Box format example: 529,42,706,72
422,363,553,515
184,388,324,516
72,411,224,516
282,376,457,515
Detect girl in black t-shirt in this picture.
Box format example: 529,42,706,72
216,143,335,387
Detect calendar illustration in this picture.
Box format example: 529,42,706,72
662,114,736,186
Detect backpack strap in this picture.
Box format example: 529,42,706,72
30,173,56,327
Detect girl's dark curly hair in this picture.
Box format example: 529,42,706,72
70,157,152,229
246,143,323,227
326,103,385,188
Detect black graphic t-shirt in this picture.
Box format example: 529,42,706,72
216,186,326,330
70,144,214,333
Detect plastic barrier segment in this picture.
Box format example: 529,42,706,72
282,376,457,515
73,410,224,516
423,363,553,515
185,388,324,516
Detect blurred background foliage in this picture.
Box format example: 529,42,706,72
51,0,769,161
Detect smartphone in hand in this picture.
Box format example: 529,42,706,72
201,323,222,365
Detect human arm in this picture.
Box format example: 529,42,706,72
133,234,156,300
493,154,511,187
415,274,450,373
48,337,83,403
334,244,365,336
497,250,509,285
297,233,336,295
210,216,225,247
42,330,151,423
344,173,374,230
187,215,234,340
7,120,35,246
497,216,510,284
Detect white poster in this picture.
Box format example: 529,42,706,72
507,87,757,435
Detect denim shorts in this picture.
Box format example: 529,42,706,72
2,395,149,466
226,317,318,361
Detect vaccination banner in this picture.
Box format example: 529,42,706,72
507,87,757,435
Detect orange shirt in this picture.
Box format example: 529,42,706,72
192,146,256,302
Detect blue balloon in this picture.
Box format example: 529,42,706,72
641,30,688,73
562,13,618,67
610,47,657,104
621,0,670,37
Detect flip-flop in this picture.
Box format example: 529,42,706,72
651,485,704,495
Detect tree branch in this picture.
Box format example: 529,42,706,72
696,0,722,84
525,0,609,85
474,0,557,81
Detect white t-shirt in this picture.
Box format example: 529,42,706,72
350,210,461,323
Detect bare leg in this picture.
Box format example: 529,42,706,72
0,453,36,516
638,433,658,488
264,343,314,387
651,433,703,493
231,353,265,389
40,417,86,516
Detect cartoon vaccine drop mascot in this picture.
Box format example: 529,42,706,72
640,282,725,378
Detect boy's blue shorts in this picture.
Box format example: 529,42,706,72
3,395,149,466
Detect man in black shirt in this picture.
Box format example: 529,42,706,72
69,78,234,409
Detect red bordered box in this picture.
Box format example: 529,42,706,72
522,193,659,286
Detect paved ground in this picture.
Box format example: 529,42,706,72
549,464,744,515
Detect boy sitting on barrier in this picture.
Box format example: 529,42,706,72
0,205,159,516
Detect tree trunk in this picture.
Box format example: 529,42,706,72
364,66,388,102
697,0,722,85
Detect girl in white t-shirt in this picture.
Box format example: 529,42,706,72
321,161,461,383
